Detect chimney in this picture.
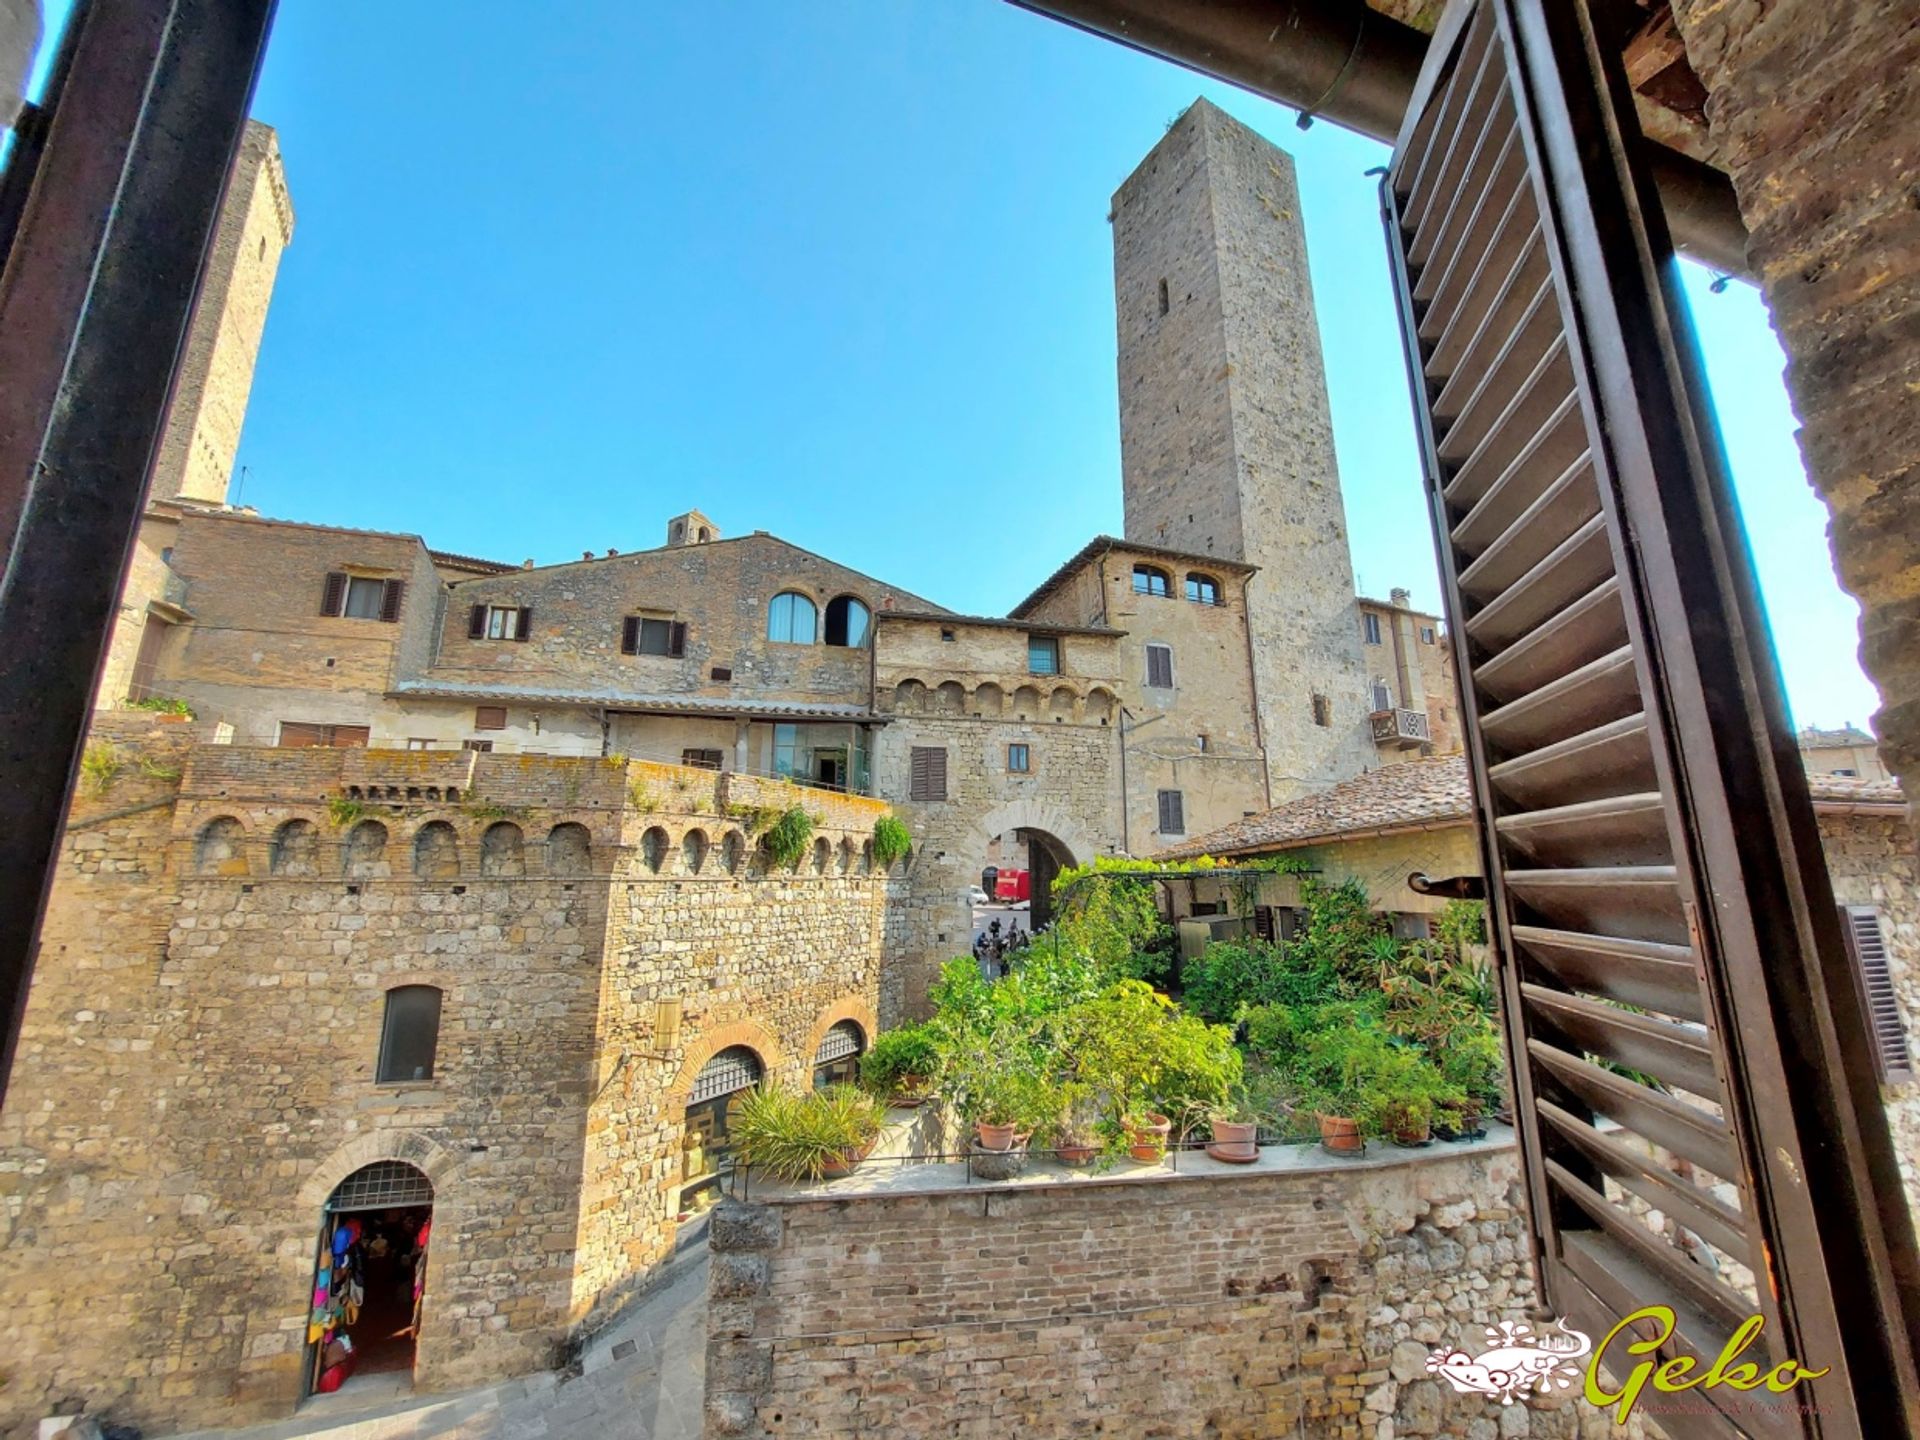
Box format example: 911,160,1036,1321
606,548,619,557
1389,587,1411,608
521,559,534,569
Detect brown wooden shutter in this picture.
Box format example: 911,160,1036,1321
669,621,687,657
1383,3,1920,1430
328,725,370,749
321,572,347,618
1839,906,1914,1084
514,606,533,642
473,706,506,732
279,722,327,749
467,604,486,639
909,746,946,802
1155,790,1182,835
621,617,640,655
1146,644,1173,688
379,579,405,623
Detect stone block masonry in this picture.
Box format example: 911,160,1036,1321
0,727,908,1436
706,1144,1655,1440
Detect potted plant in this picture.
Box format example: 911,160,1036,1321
1206,1079,1277,1163
858,1024,939,1106
1291,1027,1400,1155
1434,1030,1503,1141
730,1084,885,1183
1124,1110,1172,1162
1050,1084,1101,1167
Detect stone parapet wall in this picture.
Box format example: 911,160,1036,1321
706,1145,1650,1440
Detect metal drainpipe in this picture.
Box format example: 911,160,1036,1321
1006,0,1751,277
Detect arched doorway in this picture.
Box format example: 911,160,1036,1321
971,826,1077,968
681,1045,764,1212
308,1160,434,1399
1021,828,1073,933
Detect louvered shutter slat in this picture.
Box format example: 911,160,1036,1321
669,621,687,657
621,617,640,655
321,572,347,618
1383,2,1918,1427
468,604,486,639
379,579,405,623
514,606,533,642
1841,906,1914,1083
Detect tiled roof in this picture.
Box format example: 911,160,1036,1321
390,681,881,724
1798,724,1875,749
876,610,1125,639
1158,757,1474,859
1158,756,1905,860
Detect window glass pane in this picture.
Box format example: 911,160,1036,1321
1008,744,1029,773
825,596,869,647
343,577,385,619
378,986,442,1082
1028,637,1059,674
1132,566,1170,597
768,592,816,643
639,618,673,655
1185,575,1219,604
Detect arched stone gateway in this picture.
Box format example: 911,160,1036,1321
963,799,1091,935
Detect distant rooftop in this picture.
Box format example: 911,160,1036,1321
1798,723,1876,749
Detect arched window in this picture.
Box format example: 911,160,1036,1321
413,821,459,879
546,822,591,875
480,821,525,876
1185,573,1221,605
823,595,870,647
194,816,246,875
1132,565,1171,598
767,592,817,644
270,819,319,876
812,837,831,874
682,828,709,874
642,826,669,873
689,1046,763,1105
378,985,443,1082
722,830,746,875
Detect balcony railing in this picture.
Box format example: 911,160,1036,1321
1370,708,1431,748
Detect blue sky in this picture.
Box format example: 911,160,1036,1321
30,1,1878,731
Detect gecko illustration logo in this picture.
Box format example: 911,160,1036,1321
1426,1319,1593,1406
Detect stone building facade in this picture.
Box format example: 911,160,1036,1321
0,717,902,1433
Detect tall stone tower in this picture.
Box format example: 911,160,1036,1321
147,119,295,505
1112,99,1373,801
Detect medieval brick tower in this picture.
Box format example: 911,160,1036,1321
1111,99,1374,801
147,119,295,506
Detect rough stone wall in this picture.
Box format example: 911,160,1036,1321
147,120,293,507
1816,810,1920,1212
426,533,938,704
706,1148,1646,1440
1112,99,1376,802
0,742,903,1435
96,509,186,710
158,509,438,743
1664,4,1920,801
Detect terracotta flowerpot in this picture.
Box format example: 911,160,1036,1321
976,1120,1018,1152
892,1075,930,1107
821,1139,875,1179
1126,1112,1172,1162
1056,1139,1098,1167
1207,1119,1259,1163
1390,1117,1432,1148
1317,1113,1364,1154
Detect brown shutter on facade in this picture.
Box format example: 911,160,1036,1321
514,606,533,642
1383,3,1920,1430
379,579,405,623
279,722,327,749
467,604,486,639
474,706,506,732
669,621,687,657
1156,790,1183,834
909,747,947,802
621,617,641,655
328,725,370,749
321,572,347,618
1840,906,1914,1083
1146,645,1173,688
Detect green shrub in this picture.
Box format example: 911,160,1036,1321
124,695,193,717
859,1024,939,1096
1180,940,1288,1023
761,805,814,870
730,1085,884,1182
871,814,912,868
80,742,122,796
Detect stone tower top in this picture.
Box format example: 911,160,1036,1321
665,509,721,548
1110,97,1372,799
147,120,294,507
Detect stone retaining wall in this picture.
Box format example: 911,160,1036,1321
705,1146,1655,1440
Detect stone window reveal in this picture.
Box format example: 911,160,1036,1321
1132,564,1171,598
689,1046,763,1105
766,592,817,644
377,985,442,1083
1027,635,1060,676
468,604,532,642
1185,573,1220,605
622,616,686,657
480,822,524,877
1008,743,1030,773
824,595,870,648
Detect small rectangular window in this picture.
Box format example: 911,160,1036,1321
1156,789,1185,835
405,738,435,751
484,605,518,640
474,706,506,731
1008,744,1030,773
463,739,493,753
1146,643,1174,689
910,746,948,801
1363,612,1383,645
941,628,956,642
343,576,386,620
682,748,725,771
377,985,443,1083
623,616,685,656
1311,693,1332,727
1184,575,1220,605
1371,680,1393,713
1028,635,1060,675
1420,625,1436,644
278,722,371,749
710,665,733,682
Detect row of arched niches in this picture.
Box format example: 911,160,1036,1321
184,812,909,882
887,678,1116,724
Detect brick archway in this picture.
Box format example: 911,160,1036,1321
664,1018,787,1101
799,994,879,1076
296,1130,464,1214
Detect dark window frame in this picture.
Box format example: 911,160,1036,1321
1027,634,1061,676
1007,743,1030,773
1156,789,1185,835
1132,564,1172,598
376,985,443,1083
1184,573,1221,605
1146,643,1174,689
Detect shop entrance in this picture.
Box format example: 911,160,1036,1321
305,1160,435,1400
